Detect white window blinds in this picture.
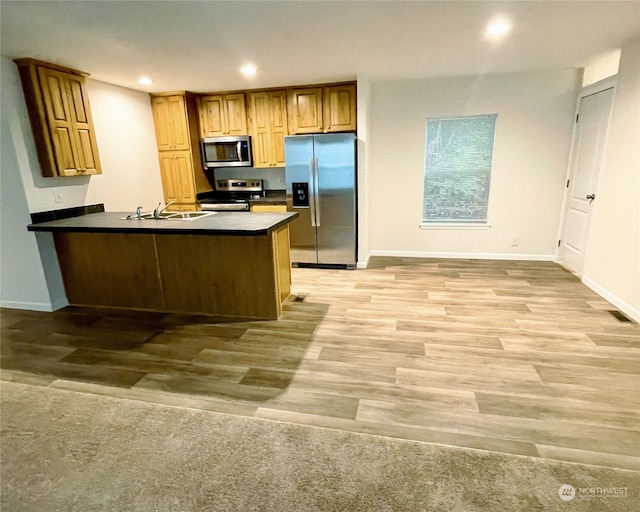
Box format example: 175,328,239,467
423,114,497,223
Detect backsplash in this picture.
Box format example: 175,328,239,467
30,204,105,224
211,167,285,191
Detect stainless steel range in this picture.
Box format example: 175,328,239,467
199,179,264,212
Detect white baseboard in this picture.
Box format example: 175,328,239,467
356,254,371,269
0,297,68,312
368,250,555,261
582,276,640,323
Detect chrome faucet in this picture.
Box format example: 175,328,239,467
153,200,176,219
135,206,143,220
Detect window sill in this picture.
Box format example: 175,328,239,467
419,223,492,230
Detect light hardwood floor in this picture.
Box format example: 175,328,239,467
2,258,639,470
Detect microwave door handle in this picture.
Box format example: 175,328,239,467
308,157,317,227
237,141,243,161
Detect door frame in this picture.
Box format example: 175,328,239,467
554,76,617,275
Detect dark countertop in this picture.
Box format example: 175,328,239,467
28,211,298,237
249,191,287,205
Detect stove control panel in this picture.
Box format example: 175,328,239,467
215,179,263,193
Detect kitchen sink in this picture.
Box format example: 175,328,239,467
122,211,217,221
167,211,216,220
142,212,174,219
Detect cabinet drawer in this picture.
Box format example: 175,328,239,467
251,204,287,213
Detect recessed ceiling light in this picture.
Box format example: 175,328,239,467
137,77,153,85
240,64,257,78
485,17,512,39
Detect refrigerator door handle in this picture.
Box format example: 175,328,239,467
308,157,317,227
314,157,321,227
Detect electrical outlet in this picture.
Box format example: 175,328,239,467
53,190,63,203
511,237,520,247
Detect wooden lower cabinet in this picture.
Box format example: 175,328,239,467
158,151,197,207
251,204,287,213
53,227,291,320
52,233,164,311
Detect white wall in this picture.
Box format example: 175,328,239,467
367,69,581,260
583,48,621,87
0,56,163,310
582,36,640,321
356,76,372,267
0,101,60,310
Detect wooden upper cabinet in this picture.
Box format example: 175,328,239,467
15,58,102,177
151,95,191,151
288,83,356,134
248,90,287,168
288,88,323,134
324,84,357,133
199,93,247,138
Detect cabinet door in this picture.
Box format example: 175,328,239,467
167,96,190,150
158,151,196,204
37,67,80,175
324,84,357,133
66,75,101,174
152,96,174,150
249,91,288,167
270,91,287,167
288,88,323,134
249,92,273,167
248,92,272,168
199,95,225,137
152,96,190,151
225,93,248,136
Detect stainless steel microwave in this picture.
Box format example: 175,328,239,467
201,136,252,169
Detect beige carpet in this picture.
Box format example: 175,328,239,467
1,381,637,511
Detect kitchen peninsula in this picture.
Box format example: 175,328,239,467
28,210,297,320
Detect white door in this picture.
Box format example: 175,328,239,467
558,86,614,275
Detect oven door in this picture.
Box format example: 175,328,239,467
202,137,252,168
200,201,250,212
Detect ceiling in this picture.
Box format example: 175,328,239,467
1,1,639,93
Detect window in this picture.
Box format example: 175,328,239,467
422,114,497,225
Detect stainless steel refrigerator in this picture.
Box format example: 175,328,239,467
285,133,357,269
